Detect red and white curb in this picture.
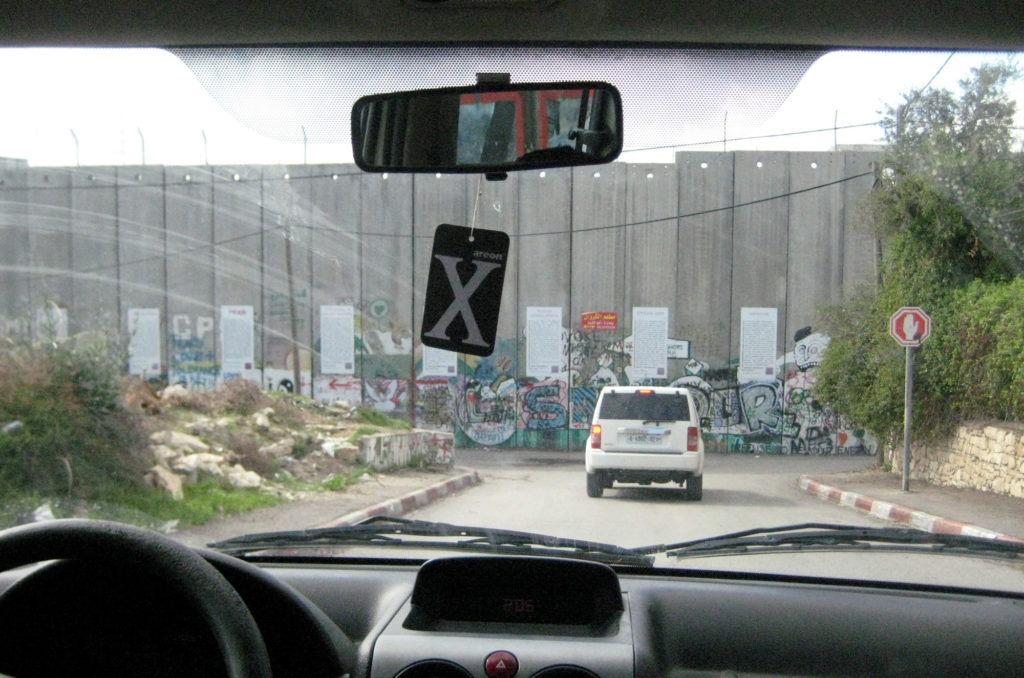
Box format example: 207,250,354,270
798,475,1024,543
318,468,482,528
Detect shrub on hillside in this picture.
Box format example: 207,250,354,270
0,334,147,497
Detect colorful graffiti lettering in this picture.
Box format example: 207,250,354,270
170,323,217,389
415,379,455,432
519,378,568,430
569,387,598,429
455,370,517,446
740,383,791,435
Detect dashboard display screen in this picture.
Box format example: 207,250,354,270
408,556,623,626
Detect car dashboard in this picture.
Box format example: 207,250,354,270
1,549,1023,678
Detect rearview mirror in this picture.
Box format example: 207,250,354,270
351,81,622,174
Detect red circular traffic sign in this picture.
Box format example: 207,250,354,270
889,307,931,346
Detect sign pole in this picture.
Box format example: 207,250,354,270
902,345,914,492
889,306,930,493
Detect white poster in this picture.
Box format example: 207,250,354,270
632,307,668,379
738,307,778,382
526,306,563,378
127,308,161,376
422,345,458,378
320,305,355,375
220,305,254,374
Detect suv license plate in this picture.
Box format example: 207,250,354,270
626,432,662,444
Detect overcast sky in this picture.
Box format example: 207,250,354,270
0,48,1019,167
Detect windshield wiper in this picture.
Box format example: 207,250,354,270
636,522,1024,561
209,516,654,566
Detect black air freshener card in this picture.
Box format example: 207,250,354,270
421,223,509,357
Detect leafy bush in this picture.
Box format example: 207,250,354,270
0,334,148,497
815,63,1024,444
950,278,1024,420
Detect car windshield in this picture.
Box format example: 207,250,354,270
4,45,1024,592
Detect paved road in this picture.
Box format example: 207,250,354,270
409,450,1024,592
413,450,879,545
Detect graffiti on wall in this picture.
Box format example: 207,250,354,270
151,305,874,455
365,377,408,414
569,387,599,429
414,379,455,432
169,314,217,389
314,375,362,404
454,352,518,446
672,331,875,456
568,329,629,388
519,378,568,430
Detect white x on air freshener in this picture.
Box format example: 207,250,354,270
421,223,509,357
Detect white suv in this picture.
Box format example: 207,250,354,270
585,386,705,500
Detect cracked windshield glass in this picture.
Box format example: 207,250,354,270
3,47,1024,589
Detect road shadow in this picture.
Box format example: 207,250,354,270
604,486,796,507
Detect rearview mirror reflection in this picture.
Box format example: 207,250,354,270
351,82,622,174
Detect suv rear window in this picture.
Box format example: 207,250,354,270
598,392,691,422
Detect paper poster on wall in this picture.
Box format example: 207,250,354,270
632,307,668,379
220,305,254,374
127,308,161,376
738,307,778,382
581,311,617,331
421,345,458,378
320,305,355,375
526,306,563,378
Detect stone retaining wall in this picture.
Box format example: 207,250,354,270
358,430,455,470
888,422,1024,498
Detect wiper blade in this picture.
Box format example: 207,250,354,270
210,516,654,566
637,522,1024,560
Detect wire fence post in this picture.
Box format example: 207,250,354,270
70,129,80,167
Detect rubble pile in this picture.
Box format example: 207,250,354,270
140,382,376,501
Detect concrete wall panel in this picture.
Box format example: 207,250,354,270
571,163,627,330
116,166,167,368
26,168,73,332
843,151,882,295
0,165,31,326
730,151,790,358
786,152,844,347
359,172,412,407
70,168,119,334
165,167,216,389
310,166,363,383
675,152,734,366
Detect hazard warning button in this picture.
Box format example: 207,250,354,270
484,650,519,678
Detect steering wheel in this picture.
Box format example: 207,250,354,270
0,519,272,678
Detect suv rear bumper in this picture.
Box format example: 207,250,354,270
585,447,703,475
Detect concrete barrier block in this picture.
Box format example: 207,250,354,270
357,430,454,470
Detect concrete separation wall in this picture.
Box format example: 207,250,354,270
0,151,883,452
320,469,481,528
358,430,455,470
887,423,1024,498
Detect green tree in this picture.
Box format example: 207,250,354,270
815,61,1024,447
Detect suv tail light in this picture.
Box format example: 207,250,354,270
590,424,602,448
687,426,699,451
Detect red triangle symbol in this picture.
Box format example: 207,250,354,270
497,661,506,669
